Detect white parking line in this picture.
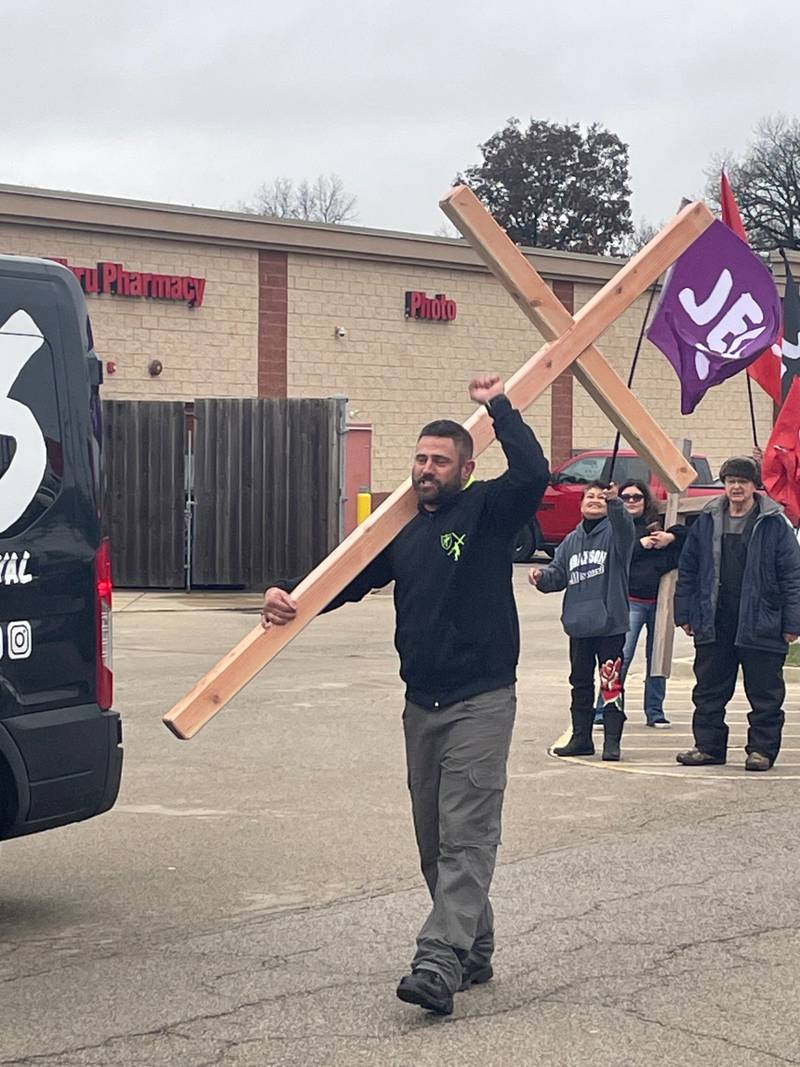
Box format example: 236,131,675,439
620,746,800,753
547,725,800,778
544,755,800,781
604,730,800,739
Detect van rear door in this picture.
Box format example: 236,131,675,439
0,256,122,839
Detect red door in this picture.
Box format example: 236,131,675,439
344,424,372,537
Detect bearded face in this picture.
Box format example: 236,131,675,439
411,436,472,509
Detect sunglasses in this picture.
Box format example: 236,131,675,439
620,492,644,503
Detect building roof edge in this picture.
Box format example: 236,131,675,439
0,182,628,285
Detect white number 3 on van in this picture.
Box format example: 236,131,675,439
0,310,47,533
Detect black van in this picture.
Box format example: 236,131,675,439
0,255,122,840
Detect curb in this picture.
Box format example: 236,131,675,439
114,592,264,613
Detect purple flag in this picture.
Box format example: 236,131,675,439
647,220,782,414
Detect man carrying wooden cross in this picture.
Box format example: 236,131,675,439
165,188,711,1015
262,373,549,1016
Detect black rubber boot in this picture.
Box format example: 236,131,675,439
602,703,626,761
553,707,595,757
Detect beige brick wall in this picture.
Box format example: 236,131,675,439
1,221,771,486
287,254,552,489
0,224,259,400
571,283,774,473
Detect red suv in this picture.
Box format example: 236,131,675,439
515,449,722,562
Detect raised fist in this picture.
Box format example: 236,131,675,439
469,374,504,406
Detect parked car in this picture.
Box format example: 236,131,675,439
514,448,722,562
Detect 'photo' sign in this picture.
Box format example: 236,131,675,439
405,291,457,322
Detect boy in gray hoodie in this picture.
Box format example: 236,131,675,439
530,481,635,760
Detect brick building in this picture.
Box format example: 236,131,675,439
0,183,788,493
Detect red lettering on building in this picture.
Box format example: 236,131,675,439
405,290,457,322
49,257,206,307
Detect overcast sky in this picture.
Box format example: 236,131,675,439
2,1,796,236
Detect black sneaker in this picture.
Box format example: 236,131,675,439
458,960,494,992
675,747,725,766
396,969,453,1015
745,751,772,772
646,717,671,728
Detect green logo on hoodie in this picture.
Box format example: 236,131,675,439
440,532,466,561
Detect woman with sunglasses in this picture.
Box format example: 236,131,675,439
594,479,686,728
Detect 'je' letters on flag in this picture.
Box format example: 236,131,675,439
647,220,782,414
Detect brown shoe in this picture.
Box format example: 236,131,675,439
676,747,725,766
745,752,772,772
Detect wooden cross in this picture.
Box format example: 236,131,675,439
163,187,713,739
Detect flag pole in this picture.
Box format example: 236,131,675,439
608,282,659,482
775,246,790,415
746,373,759,449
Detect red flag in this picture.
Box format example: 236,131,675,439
762,376,800,526
720,171,747,235
720,171,783,405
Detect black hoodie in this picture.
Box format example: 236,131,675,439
275,395,549,709
628,516,686,600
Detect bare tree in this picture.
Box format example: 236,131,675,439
293,179,316,221
243,174,357,224
706,115,800,251
310,175,357,224
619,217,661,256
243,177,295,218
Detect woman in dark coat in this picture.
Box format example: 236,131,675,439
594,479,685,728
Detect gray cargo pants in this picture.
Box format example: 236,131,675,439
402,685,516,993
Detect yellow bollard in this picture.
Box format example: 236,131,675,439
356,490,372,525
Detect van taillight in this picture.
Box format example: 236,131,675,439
96,538,113,709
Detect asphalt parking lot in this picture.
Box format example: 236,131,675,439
2,570,800,1066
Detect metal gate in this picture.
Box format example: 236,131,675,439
102,400,185,587
103,397,346,589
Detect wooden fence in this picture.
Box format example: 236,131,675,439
102,397,345,589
